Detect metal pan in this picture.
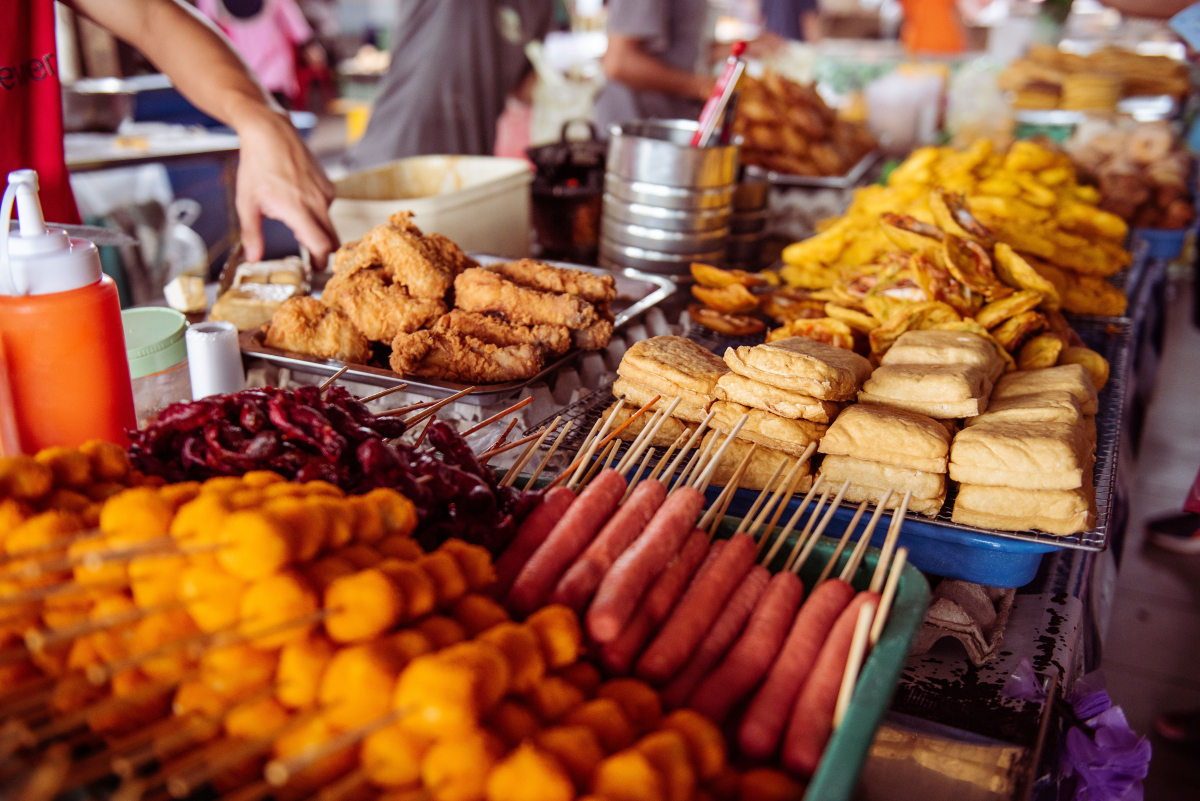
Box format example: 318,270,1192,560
604,172,734,211
239,255,676,404
602,193,730,232
607,119,740,188
602,218,729,254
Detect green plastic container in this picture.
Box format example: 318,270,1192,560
710,515,930,800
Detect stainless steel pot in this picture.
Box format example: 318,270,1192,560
599,240,724,275
602,194,730,233
602,218,729,255
604,173,735,211
607,120,739,188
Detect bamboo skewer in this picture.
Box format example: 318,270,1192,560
839,489,894,584
553,397,658,491
578,441,617,488
477,419,523,465
356,383,408,404
657,409,716,491
785,479,852,575
833,600,877,729
0,528,104,568
697,443,758,532
815,500,869,588
759,474,827,567
869,491,911,594
776,482,832,572
264,707,406,787
396,386,478,427
869,547,908,646
486,417,520,453
559,417,604,490
672,431,717,494
616,398,680,475
373,399,429,418
565,401,624,489
501,418,559,487
620,446,659,504
691,416,749,495
743,453,811,542
462,396,534,437
736,459,788,537
644,431,686,485
317,367,350,392
523,420,573,491
313,766,370,801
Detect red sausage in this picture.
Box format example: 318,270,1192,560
587,487,706,642
492,486,576,599
599,531,715,674
550,479,667,611
737,578,856,760
688,571,803,721
661,565,772,710
508,470,626,615
635,533,758,683
782,590,881,776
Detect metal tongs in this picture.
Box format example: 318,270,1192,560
691,41,746,149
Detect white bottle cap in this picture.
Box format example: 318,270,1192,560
0,169,103,296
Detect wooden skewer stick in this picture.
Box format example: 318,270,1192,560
317,367,350,392
265,707,407,787
565,400,625,489
645,431,686,485
482,417,520,456
617,398,680,475
462,396,534,437
483,428,547,465
32,669,198,746
577,440,617,489
413,415,436,448
131,735,251,801
815,499,869,588
785,479,852,575
706,448,753,538
356,383,408,404
623,446,659,501
0,576,130,608
0,527,103,568
314,766,370,801
656,408,716,490
691,415,749,494
220,779,273,801
697,442,758,532
558,417,604,490
672,430,716,494
869,491,911,594
24,598,187,653
744,452,811,541
833,600,877,730
736,458,788,537
839,489,894,584
501,418,559,487
553,396,659,490
760,474,827,567
869,547,908,647
397,386,479,427
776,481,832,571
756,459,811,544
374,399,430,418
523,420,573,491
109,712,220,777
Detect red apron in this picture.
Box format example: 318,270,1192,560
0,0,79,224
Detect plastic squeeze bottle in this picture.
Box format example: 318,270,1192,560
0,169,137,455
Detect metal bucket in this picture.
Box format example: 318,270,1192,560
607,120,740,188
602,218,729,255
602,194,730,232
604,173,735,211
599,240,724,275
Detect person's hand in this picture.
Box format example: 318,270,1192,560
692,73,718,103
233,108,338,265
744,31,787,59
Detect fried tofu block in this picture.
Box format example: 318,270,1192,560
819,404,951,473
949,421,1091,490
962,390,1082,429
952,481,1094,535
724,337,872,401
709,401,827,457
697,432,813,493
601,403,697,448
859,364,991,419
819,454,945,500
612,378,710,424
712,372,840,423
991,363,1098,414
619,336,731,398
880,330,1004,382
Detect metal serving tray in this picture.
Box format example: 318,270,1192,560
238,255,676,405
743,150,881,190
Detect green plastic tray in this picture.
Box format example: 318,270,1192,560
711,516,930,800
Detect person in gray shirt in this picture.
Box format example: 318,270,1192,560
594,0,716,135
346,0,553,168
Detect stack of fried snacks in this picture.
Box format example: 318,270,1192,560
778,139,1131,325
858,330,1000,420
818,404,951,517
999,44,1190,111
950,364,1099,535
732,70,876,178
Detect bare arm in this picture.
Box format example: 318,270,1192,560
603,34,714,102
70,0,337,264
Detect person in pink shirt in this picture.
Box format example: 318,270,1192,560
198,0,316,107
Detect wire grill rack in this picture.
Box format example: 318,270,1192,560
526,317,1131,553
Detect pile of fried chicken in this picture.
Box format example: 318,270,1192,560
263,212,618,384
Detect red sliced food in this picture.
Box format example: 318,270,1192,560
551,479,667,612
661,564,772,710
508,470,626,615
688,570,803,721
599,531,715,675
635,533,758,684
492,486,576,598
587,487,706,642
737,578,856,760
782,590,881,776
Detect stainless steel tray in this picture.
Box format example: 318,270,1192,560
743,150,881,190
238,255,676,404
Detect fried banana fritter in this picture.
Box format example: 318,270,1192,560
264,297,371,364
323,268,447,341
432,310,571,356
454,268,598,329
487,259,618,304
389,329,544,383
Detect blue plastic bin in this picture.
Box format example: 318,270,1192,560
1134,226,1187,259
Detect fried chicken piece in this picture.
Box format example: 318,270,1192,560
488,259,617,304
331,212,475,300
432,310,571,356
264,297,371,364
571,301,614,350
389,330,544,383
323,268,447,342
454,269,598,329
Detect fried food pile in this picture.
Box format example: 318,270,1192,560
1067,119,1196,230
732,70,876,178
999,44,1189,111
264,212,617,384
779,140,1130,322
